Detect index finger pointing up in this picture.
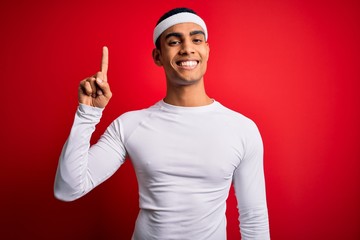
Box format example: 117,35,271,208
101,46,109,75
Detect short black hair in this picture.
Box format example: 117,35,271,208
155,7,197,49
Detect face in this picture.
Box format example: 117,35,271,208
152,22,210,86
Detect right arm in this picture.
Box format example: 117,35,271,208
54,47,126,201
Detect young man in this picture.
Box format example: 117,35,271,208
54,8,270,240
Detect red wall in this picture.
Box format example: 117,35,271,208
1,0,359,239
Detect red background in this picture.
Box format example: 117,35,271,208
1,0,359,239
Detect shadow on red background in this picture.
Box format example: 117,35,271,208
1,0,359,239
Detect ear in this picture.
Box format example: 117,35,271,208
152,48,163,66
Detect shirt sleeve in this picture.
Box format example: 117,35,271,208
232,122,270,239
54,104,127,201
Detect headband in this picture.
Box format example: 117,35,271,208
153,12,208,45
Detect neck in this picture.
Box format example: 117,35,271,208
164,79,212,107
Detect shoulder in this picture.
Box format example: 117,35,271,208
109,101,162,135
215,102,264,155
215,101,258,130
115,101,160,122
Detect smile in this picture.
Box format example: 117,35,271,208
176,60,199,69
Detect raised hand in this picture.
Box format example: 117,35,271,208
78,46,112,108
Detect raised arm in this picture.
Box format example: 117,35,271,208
54,47,126,201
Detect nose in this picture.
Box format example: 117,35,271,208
179,38,195,55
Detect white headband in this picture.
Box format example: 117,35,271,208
153,12,208,45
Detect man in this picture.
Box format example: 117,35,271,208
54,8,270,239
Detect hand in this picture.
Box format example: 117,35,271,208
78,46,112,108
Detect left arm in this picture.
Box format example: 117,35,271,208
233,122,270,239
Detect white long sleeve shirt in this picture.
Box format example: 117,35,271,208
54,100,270,239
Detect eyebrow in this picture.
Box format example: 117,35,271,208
190,30,205,37
165,30,206,40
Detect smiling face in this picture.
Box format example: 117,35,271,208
152,22,210,87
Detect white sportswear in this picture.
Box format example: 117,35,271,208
54,100,270,239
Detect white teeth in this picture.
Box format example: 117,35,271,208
180,61,197,67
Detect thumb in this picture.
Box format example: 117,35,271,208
96,78,112,98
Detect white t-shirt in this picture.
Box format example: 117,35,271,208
54,100,270,239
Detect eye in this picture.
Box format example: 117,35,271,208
168,40,181,46
193,38,203,44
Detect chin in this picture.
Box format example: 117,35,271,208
177,73,202,82
166,70,204,85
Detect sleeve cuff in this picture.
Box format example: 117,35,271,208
78,103,104,117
